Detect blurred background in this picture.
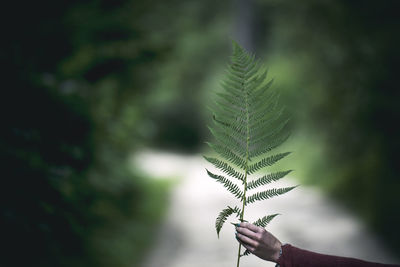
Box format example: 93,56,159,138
1,0,399,266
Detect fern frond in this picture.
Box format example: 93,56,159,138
212,114,231,127
244,60,260,81
217,92,245,112
248,81,276,115
246,186,297,205
247,170,293,190
249,110,288,141
208,126,246,156
253,214,280,228
249,131,291,158
227,64,245,79
216,118,248,141
220,79,244,94
247,76,273,102
249,120,290,154
206,170,244,199
216,206,241,238
248,152,291,174
213,104,247,126
206,142,247,170
250,112,282,139
205,42,297,266
225,70,244,85
210,107,239,127
204,156,245,181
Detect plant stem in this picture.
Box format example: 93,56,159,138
236,79,250,267
236,169,248,267
236,243,242,267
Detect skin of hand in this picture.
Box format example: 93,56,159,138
235,222,282,263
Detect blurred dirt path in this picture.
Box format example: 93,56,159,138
134,151,399,267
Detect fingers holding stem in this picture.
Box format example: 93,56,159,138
235,223,257,253
234,222,282,263
236,233,255,254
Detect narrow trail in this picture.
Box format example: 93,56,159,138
134,150,399,267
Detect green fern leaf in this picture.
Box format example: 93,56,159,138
208,127,246,157
249,131,291,158
206,128,246,157
246,186,297,205
247,170,293,190
206,142,247,170
216,206,241,238
203,156,245,181
253,214,280,228
206,169,244,199
248,152,291,174
250,116,289,145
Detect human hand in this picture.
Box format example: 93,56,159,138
235,222,282,263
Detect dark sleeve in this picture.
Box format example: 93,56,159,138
276,244,400,267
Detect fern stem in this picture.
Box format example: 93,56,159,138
236,243,242,267
237,70,251,267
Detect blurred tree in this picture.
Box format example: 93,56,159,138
0,0,190,266
0,0,237,265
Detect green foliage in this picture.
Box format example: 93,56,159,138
1,1,175,266
216,206,241,238
247,152,291,174
247,170,292,190
253,214,280,228
207,170,244,199
246,186,297,205
204,42,295,265
204,156,245,181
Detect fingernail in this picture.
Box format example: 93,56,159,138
235,223,241,227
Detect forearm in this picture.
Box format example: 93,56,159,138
277,244,400,267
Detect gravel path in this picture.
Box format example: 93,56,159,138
134,151,399,267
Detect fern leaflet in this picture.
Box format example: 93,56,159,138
247,170,293,190
216,206,241,238
206,169,244,199
246,186,297,205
